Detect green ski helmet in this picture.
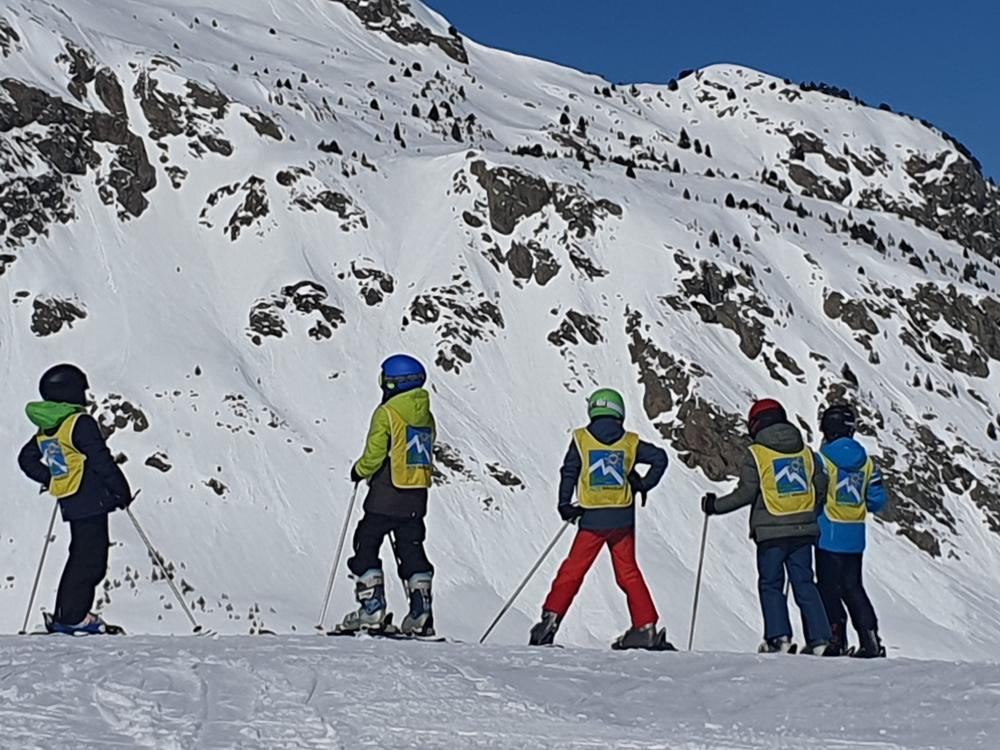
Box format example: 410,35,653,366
587,388,625,420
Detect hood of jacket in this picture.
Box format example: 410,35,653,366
754,422,805,453
25,401,84,432
821,437,869,472
382,388,432,425
585,416,626,444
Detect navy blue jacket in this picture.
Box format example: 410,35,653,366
558,417,669,530
18,415,132,522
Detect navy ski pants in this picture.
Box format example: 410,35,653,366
815,549,878,638
55,514,109,625
756,537,831,645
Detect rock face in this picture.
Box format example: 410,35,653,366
1,0,999,645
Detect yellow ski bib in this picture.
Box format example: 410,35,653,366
749,444,816,517
384,404,434,489
36,413,86,499
574,428,639,509
822,456,873,523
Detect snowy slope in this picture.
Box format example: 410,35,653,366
1,0,999,659
1,636,998,749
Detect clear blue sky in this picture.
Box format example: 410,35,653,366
424,0,998,180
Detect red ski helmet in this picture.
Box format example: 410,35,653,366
747,398,786,437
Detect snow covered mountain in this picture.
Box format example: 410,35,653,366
2,0,999,657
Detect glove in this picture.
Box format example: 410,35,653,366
629,474,649,507
116,492,136,510
558,504,586,523
701,492,718,516
350,465,363,484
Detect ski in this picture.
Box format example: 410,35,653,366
611,640,677,652
29,624,126,636
328,628,450,643
327,614,450,642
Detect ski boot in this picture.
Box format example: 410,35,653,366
612,623,676,651
337,569,389,633
529,610,562,646
852,628,886,659
758,635,796,654
801,640,836,656
400,572,435,637
44,612,123,635
825,622,848,657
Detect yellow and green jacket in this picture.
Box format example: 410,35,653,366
353,388,435,517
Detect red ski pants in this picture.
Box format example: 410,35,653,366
543,528,658,627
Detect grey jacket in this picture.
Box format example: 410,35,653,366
714,422,827,543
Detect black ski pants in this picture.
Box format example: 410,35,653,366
815,548,878,637
55,514,110,625
347,512,433,581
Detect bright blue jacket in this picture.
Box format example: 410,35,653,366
817,438,887,554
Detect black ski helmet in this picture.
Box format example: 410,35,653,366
39,363,89,406
820,404,857,441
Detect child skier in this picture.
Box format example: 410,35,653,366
700,399,833,654
529,388,670,650
17,364,133,635
338,354,436,636
815,404,888,658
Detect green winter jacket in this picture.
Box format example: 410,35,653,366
353,388,435,517
713,422,828,543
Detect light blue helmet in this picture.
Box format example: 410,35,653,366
380,354,426,394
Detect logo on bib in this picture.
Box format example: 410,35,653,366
405,426,433,467
836,471,865,506
773,457,808,495
40,438,69,478
588,450,626,488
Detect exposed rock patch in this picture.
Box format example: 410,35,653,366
330,0,468,63
405,279,503,373
248,281,346,345
30,295,87,336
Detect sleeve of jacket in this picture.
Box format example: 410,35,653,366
558,440,581,509
73,415,131,501
353,406,391,479
866,463,888,513
713,450,761,514
811,451,829,517
630,440,668,493
17,437,51,488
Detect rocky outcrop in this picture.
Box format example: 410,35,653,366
0,76,155,249
248,281,346,345
405,279,504,373
329,0,467,63
30,296,86,337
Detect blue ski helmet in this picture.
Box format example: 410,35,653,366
380,354,426,394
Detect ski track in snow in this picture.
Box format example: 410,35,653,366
0,636,996,749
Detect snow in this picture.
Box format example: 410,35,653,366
0,636,996,749
0,0,999,678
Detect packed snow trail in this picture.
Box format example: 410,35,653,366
0,636,995,749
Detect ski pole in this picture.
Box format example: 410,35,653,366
479,519,573,645
127,506,204,633
687,515,710,651
316,482,360,631
18,500,59,635
388,530,409,600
